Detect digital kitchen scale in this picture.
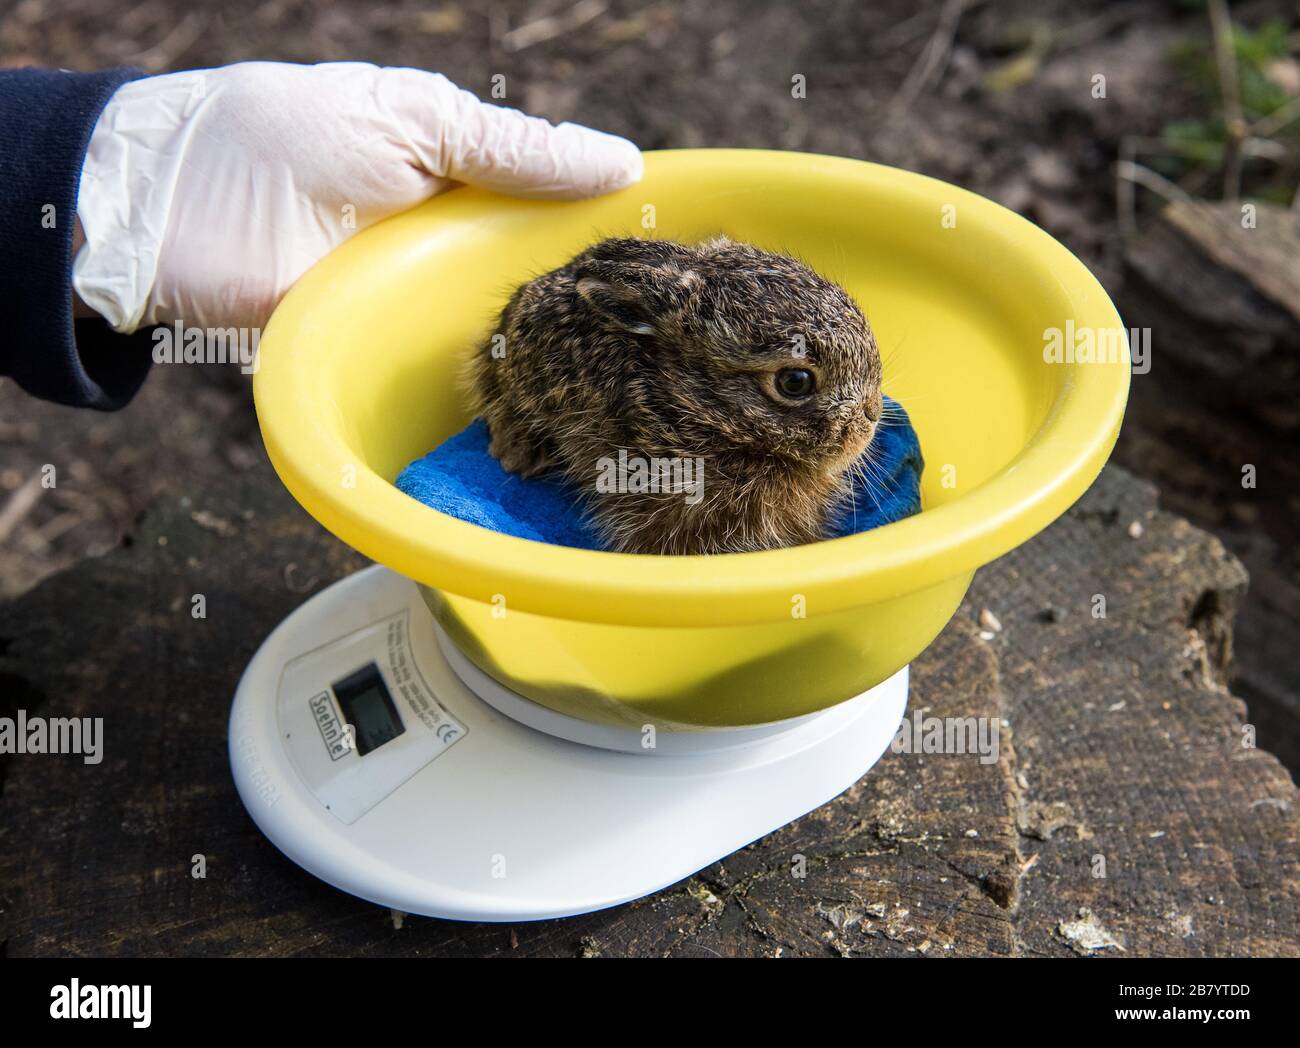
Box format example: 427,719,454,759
229,564,908,922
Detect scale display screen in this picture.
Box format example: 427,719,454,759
332,662,405,756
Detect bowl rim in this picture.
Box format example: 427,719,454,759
255,148,1130,628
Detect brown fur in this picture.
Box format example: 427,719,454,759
468,236,882,555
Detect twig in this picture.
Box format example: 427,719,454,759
1115,159,1197,228
126,11,208,73
1113,141,1198,237
1122,133,1287,162
1053,2,1145,51
36,511,82,545
1207,0,1246,202
0,473,45,545
1251,95,1300,139
888,0,979,117
501,0,609,54
1117,138,1138,238
871,8,935,53
1241,137,1289,161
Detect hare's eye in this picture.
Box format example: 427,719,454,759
775,368,816,399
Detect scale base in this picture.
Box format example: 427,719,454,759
230,565,908,922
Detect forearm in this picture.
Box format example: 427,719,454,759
0,67,154,409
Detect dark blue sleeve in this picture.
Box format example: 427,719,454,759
0,66,158,410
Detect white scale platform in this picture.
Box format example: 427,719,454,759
229,565,908,922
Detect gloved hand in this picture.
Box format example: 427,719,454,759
73,61,643,333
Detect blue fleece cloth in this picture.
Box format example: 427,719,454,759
396,397,924,549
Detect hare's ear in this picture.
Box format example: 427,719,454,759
574,260,674,336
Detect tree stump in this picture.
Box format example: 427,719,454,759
1117,199,1300,776
0,462,1295,956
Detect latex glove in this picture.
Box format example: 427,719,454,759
73,61,643,332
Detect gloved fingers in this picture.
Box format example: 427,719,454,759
380,67,643,200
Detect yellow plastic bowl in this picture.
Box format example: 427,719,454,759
254,149,1129,729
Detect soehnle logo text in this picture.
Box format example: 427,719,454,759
310,691,352,760
49,979,151,1028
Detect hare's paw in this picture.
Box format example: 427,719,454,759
488,425,555,479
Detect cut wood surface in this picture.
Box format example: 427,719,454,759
1118,199,1300,779
1160,201,1300,326
0,463,1295,956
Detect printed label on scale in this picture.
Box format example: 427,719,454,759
383,613,462,741
277,608,466,823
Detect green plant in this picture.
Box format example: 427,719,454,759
1155,16,1297,189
